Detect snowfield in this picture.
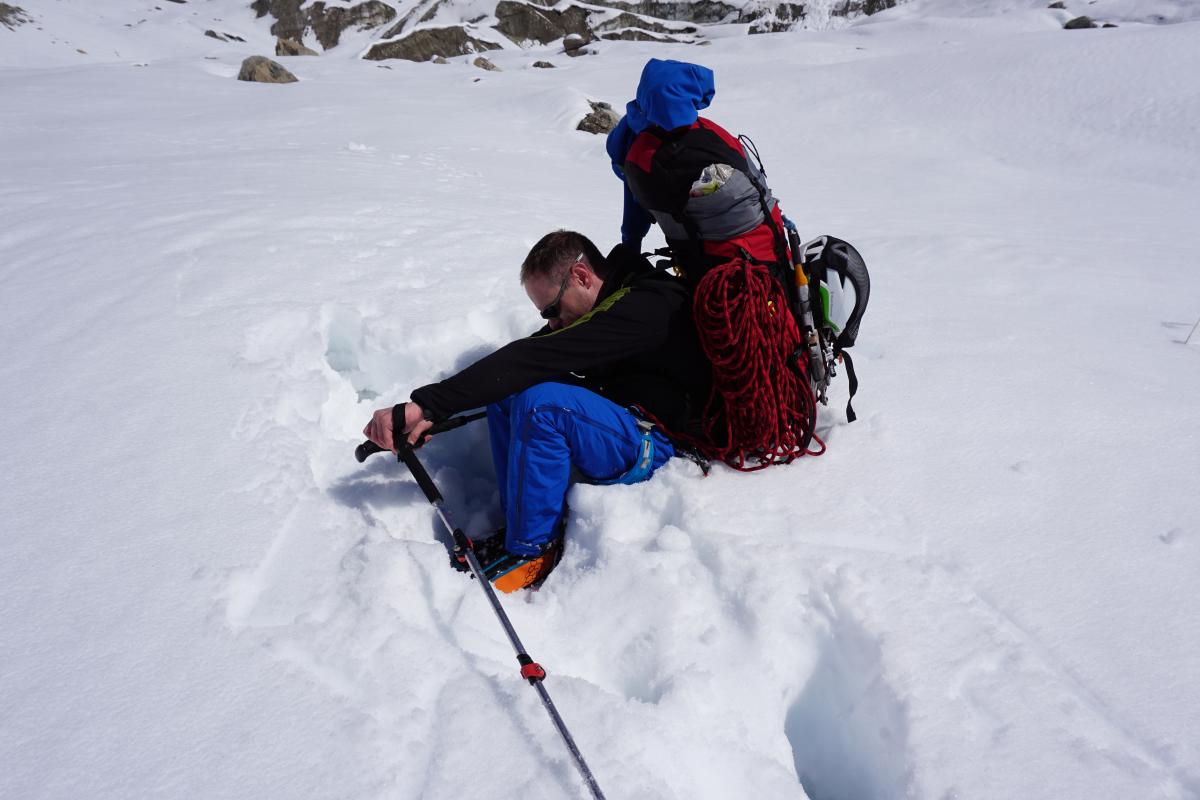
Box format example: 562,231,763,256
2,1,1199,798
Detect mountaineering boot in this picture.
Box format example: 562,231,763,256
451,530,564,593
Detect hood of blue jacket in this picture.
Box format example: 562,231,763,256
606,58,715,176
627,58,715,133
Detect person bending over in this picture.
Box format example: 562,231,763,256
363,230,710,592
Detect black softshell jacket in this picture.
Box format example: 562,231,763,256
410,245,710,431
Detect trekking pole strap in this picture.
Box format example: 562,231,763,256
840,350,859,422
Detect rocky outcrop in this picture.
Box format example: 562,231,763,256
0,3,32,30
532,59,555,67
384,0,452,38
574,0,743,24
238,55,299,83
601,29,687,42
832,0,897,16
747,3,806,32
364,26,502,61
309,1,396,49
252,0,908,59
594,12,697,34
473,55,500,70
276,36,319,56
1064,15,1097,28
251,0,306,42
494,1,591,46
251,0,395,50
577,101,621,134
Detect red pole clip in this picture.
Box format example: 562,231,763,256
520,661,546,682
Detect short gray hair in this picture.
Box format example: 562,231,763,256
520,230,608,284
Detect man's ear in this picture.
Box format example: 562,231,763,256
573,261,592,288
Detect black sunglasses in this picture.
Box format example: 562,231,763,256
539,254,583,320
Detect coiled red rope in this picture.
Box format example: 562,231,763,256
691,258,824,470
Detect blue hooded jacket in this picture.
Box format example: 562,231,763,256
606,59,716,248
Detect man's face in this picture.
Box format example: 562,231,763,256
524,262,600,330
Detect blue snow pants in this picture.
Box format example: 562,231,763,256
487,382,675,556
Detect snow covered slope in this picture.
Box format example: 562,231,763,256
2,2,1199,799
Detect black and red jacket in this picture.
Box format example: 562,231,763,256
410,245,711,431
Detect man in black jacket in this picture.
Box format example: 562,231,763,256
363,230,710,591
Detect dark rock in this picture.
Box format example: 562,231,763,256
251,0,306,42
570,0,741,24
473,55,499,70
237,55,299,83
577,100,621,134
364,26,502,61
600,29,685,42
382,8,420,39
846,0,896,15
747,3,807,33
563,31,592,55
494,1,591,46
419,0,450,24
594,12,696,34
578,0,883,28
532,60,556,68
253,0,395,50
1103,22,1118,28
1064,15,1097,28
308,1,395,49
205,30,246,42
0,3,32,30
1047,1,1065,8
276,36,319,55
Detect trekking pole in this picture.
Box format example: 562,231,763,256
357,405,607,800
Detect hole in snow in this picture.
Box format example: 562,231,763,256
785,606,913,800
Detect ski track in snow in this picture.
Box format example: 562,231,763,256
3,3,1200,799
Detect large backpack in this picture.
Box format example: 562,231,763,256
641,132,871,466
609,59,870,468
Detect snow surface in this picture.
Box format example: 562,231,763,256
2,2,1199,799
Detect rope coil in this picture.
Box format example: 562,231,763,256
692,258,823,470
